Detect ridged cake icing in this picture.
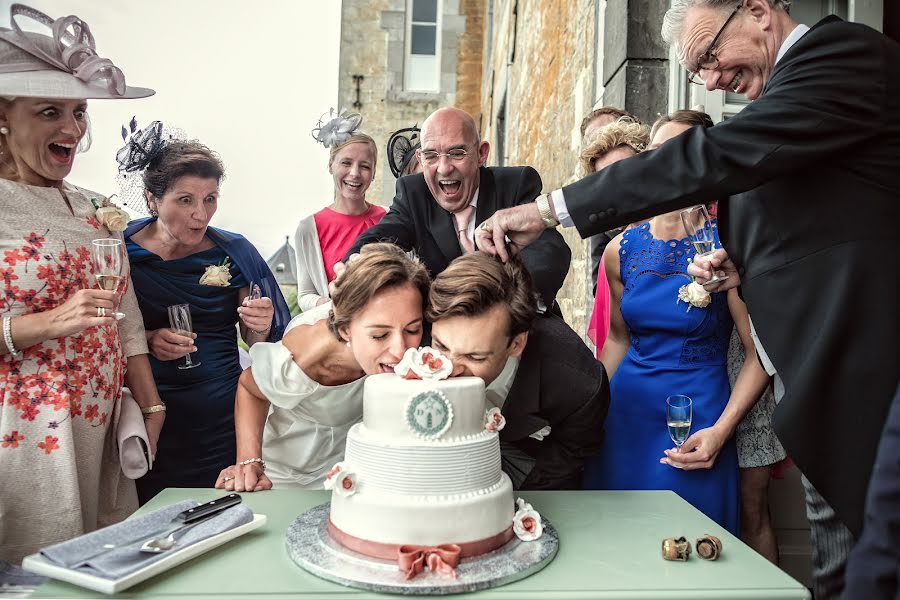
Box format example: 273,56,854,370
326,348,521,575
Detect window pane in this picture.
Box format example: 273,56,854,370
407,54,438,91
412,0,437,23
411,24,436,55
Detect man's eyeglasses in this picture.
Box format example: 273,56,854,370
687,3,742,85
419,148,470,164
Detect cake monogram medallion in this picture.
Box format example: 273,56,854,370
405,390,454,439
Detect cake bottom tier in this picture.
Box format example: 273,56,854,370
329,473,515,549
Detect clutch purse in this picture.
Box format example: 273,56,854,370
117,388,152,479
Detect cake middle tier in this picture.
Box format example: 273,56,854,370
344,424,502,495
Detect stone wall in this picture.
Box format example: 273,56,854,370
338,0,484,206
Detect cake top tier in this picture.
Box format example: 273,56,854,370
363,373,488,442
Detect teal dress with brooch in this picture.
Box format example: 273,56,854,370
125,218,290,504
581,222,740,535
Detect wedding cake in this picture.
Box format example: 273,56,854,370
324,347,542,579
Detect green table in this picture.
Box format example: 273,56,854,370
32,489,810,599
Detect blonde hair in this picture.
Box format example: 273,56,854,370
328,133,378,172
579,119,650,176
327,243,430,341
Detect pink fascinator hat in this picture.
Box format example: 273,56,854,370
0,3,154,100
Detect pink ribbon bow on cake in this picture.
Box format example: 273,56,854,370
397,544,461,580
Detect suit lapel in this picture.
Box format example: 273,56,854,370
499,345,549,441
475,167,498,226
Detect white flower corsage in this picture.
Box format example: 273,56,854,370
512,498,543,541
90,198,130,232
676,259,711,311
199,257,232,287
484,407,506,433
395,346,453,380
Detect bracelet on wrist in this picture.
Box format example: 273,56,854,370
2,316,22,358
249,325,271,336
239,457,266,471
140,403,166,414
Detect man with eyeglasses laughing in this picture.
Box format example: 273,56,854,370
476,1,900,596
344,107,570,313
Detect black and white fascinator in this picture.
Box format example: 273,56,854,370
114,118,185,212
387,126,421,178
311,108,363,148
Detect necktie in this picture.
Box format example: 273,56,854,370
453,205,475,254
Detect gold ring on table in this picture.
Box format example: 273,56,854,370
97,307,106,317
479,221,493,233
696,534,722,560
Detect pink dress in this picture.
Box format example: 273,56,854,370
586,256,611,358
314,204,386,282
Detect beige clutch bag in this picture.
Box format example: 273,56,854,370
117,388,153,479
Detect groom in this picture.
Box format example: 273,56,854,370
426,252,609,489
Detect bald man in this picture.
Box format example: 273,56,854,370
345,107,569,311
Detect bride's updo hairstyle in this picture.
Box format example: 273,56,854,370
326,243,430,342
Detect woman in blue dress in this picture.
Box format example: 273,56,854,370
117,125,291,503
582,111,770,535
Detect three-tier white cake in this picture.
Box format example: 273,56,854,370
326,348,516,561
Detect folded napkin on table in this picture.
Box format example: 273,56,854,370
40,500,254,580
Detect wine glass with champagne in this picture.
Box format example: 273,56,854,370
680,205,728,285
666,395,692,449
167,303,201,370
91,238,127,320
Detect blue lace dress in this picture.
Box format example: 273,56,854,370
582,222,740,535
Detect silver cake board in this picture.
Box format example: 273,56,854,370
286,502,558,595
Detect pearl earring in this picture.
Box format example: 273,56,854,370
346,340,351,348
0,127,8,135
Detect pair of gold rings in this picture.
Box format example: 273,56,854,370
96,307,107,317
662,535,722,561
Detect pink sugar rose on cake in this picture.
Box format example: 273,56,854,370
394,346,453,380
513,498,543,541
333,469,358,497
485,407,506,433
323,462,346,490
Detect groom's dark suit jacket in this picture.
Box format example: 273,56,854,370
499,314,610,490
346,166,571,309
560,17,900,534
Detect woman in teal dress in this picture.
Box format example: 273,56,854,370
118,125,290,503
582,111,770,535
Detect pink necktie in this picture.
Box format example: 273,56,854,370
453,205,475,254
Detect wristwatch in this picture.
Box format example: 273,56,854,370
535,193,559,228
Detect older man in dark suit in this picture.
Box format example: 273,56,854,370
476,0,900,596
344,107,570,311
426,252,609,490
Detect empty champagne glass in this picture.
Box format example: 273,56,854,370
680,205,728,285
91,238,127,320
167,303,200,370
666,395,692,449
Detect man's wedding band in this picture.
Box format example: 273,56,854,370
223,476,234,482
479,221,493,232
97,307,106,317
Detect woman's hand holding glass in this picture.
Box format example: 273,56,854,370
238,282,274,337
661,424,730,471
44,288,119,337
688,248,741,292
146,327,197,361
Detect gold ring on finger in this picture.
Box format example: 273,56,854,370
223,476,234,482
479,221,493,233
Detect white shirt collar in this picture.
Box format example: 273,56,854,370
775,24,810,65
485,356,520,410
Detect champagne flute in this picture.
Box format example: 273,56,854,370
167,303,201,370
666,395,692,449
679,205,728,285
91,238,127,320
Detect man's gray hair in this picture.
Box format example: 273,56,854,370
662,0,792,51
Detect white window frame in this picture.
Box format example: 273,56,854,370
404,0,442,92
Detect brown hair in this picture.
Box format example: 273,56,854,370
327,243,430,341
580,106,640,138
329,133,378,173
426,253,537,339
649,109,714,140
579,119,650,175
143,141,225,211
